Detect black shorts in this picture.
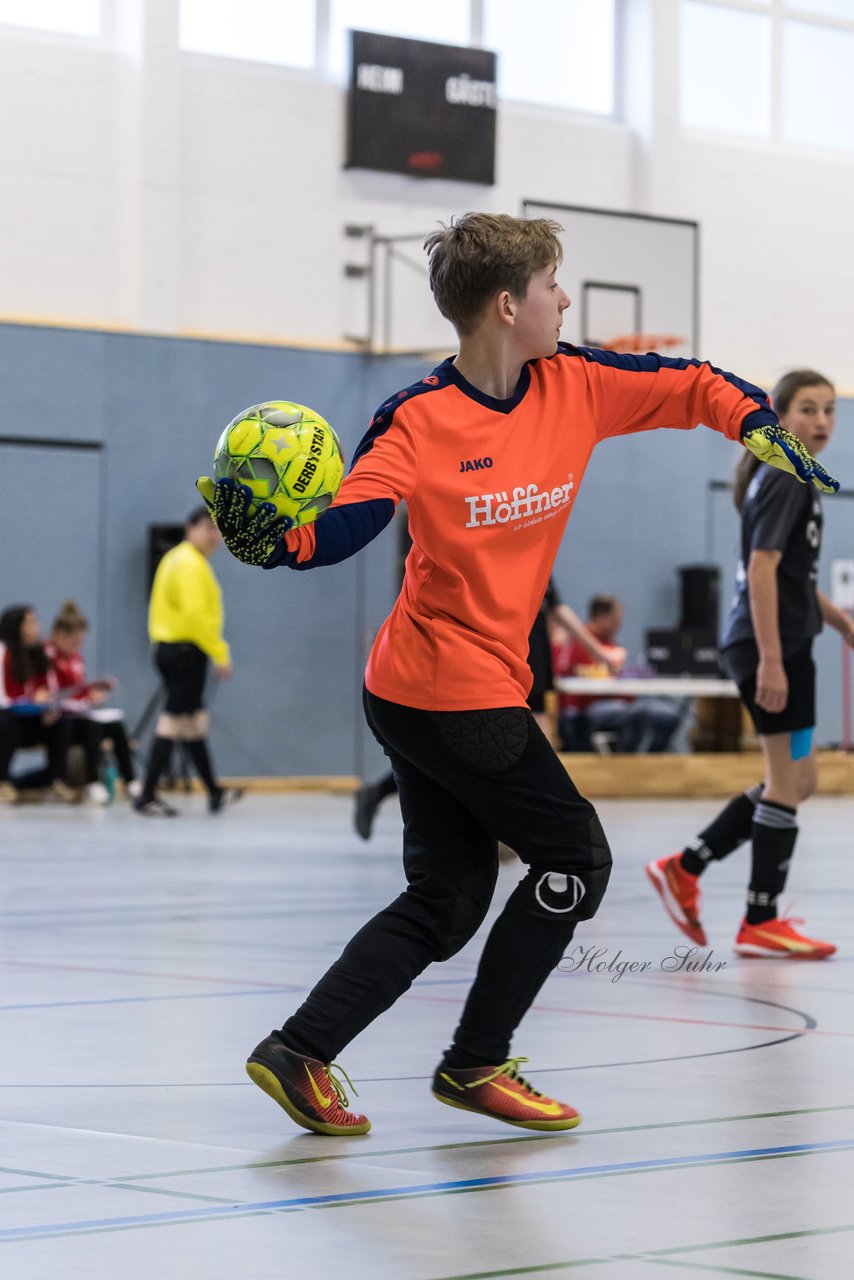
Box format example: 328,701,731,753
526,613,552,713
722,640,815,736
155,643,208,715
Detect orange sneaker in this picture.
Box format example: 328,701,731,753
246,1033,370,1135
646,853,707,946
735,917,836,959
432,1057,580,1131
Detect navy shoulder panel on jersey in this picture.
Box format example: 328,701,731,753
349,358,456,470
554,343,776,428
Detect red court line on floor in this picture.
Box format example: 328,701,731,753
0,959,296,989
405,992,853,1038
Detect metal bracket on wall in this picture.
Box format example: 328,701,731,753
342,224,436,355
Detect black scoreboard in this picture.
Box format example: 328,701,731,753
345,30,497,185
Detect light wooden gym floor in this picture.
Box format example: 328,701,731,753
1,792,851,1279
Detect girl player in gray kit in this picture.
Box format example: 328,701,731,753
648,369,849,959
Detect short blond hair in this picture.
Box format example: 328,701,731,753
424,212,564,336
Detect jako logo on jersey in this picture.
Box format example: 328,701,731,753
465,476,574,528
535,872,586,914
459,456,493,472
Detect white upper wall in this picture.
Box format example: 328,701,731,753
0,0,852,387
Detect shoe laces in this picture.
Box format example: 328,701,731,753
774,901,806,933
774,916,806,936
326,1061,360,1110
473,1057,543,1098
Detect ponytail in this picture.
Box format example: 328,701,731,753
733,452,762,513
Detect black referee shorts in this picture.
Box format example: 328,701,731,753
723,640,816,736
155,643,208,715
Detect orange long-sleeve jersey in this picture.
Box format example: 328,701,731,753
280,345,776,711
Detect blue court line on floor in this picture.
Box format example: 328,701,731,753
0,975,476,1013
1,1137,852,1242
2,1102,849,1188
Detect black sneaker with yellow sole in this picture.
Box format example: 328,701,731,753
246,1032,371,1136
432,1056,581,1131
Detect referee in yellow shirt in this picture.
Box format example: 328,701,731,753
134,507,242,816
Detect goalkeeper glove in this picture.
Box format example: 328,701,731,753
195,476,292,567
741,423,838,493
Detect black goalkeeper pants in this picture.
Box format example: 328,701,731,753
281,689,612,1065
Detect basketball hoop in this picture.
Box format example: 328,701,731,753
599,334,687,354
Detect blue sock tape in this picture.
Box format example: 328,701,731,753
790,727,814,761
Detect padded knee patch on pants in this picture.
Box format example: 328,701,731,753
533,813,612,922
432,866,499,961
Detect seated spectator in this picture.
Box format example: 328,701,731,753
527,577,626,743
553,594,681,753
46,601,141,805
0,604,72,803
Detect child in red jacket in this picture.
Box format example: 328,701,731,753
46,601,140,804
0,604,71,802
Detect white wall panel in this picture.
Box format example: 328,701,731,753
0,7,852,386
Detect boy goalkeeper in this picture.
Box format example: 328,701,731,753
199,212,836,1137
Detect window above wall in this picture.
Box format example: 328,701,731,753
177,0,617,118
483,0,615,115
0,0,100,37
179,0,315,69
681,0,854,154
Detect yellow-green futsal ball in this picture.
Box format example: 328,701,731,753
213,401,344,527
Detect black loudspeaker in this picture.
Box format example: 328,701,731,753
646,627,720,676
148,524,185,589
679,564,719,631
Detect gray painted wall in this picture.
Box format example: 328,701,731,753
1,321,852,774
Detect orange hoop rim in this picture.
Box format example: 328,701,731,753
598,333,687,353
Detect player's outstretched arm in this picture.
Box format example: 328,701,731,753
740,423,838,493
578,350,839,495
196,476,293,567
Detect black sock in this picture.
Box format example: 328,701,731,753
185,738,219,797
680,783,763,876
441,1046,496,1071
141,737,173,802
746,800,797,924
109,723,135,784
